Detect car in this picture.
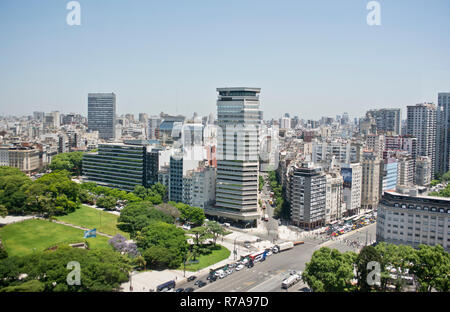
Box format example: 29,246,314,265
207,275,217,282
182,224,191,231
175,288,184,292
236,264,245,271
187,275,197,282
228,263,235,268
241,258,249,265
197,281,207,288
219,272,226,279
214,269,224,277
299,287,312,292
184,287,194,292
226,269,233,275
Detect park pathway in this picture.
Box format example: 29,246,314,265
34,217,114,238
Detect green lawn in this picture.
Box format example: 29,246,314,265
181,244,231,272
56,205,129,239
0,219,112,257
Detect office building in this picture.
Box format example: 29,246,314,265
208,87,261,226
88,93,116,140
82,143,148,191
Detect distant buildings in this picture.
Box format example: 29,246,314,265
7,146,40,175
376,187,450,252
88,93,116,140
366,108,401,135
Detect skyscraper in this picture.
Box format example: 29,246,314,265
406,103,437,176
436,93,450,175
88,93,116,140
208,87,261,227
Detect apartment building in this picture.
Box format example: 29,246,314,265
376,188,450,252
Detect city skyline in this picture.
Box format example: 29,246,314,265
1,0,450,119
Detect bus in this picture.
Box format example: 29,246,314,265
249,250,266,262
156,280,176,292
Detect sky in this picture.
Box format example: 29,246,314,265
0,0,449,120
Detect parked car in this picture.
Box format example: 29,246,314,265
175,288,184,292
236,264,245,271
184,287,194,292
207,275,217,282
182,224,191,231
187,275,197,282
197,281,207,288
194,280,201,286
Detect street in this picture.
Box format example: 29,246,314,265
175,222,377,292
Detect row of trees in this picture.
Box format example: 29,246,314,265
268,171,290,219
0,167,82,217
0,246,131,292
303,243,450,292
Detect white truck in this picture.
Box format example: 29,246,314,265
281,273,301,289
272,241,294,253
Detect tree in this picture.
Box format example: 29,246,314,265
205,221,227,246
135,221,188,268
117,202,173,237
0,204,7,218
0,243,7,260
154,203,181,219
302,247,356,292
0,247,131,292
108,234,139,258
95,196,117,211
49,152,83,176
174,203,205,226
188,226,212,260
410,244,450,292
441,171,450,182
142,245,180,269
0,280,45,292
259,175,264,191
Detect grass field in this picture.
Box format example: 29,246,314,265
56,205,129,238
181,244,231,272
0,219,112,257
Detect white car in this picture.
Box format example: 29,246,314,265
236,264,245,271
182,224,191,231
241,258,249,265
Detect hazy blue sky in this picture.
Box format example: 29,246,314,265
1,0,449,120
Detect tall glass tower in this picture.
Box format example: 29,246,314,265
210,87,261,227
88,93,116,140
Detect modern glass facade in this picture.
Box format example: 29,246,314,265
88,93,116,140
82,143,147,191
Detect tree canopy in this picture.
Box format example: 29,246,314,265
49,152,84,176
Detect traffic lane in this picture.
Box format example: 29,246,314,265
326,223,377,253
196,240,320,292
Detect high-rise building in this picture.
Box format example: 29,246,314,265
366,108,401,135
208,87,261,226
406,103,436,176
88,93,116,140
361,151,381,210
436,93,450,175
288,163,327,230
341,163,362,216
